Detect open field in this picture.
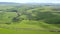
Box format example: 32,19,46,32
0,3,60,34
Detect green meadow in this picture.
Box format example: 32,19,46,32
0,3,60,34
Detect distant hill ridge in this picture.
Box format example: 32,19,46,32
0,2,20,4
0,2,60,6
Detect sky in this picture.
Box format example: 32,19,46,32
0,0,60,3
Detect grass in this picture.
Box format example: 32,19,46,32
0,28,60,34
38,21,60,30
0,7,60,34
1,20,59,30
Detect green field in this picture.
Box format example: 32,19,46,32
0,28,60,34
0,3,60,34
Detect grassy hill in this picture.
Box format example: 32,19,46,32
0,3,60,34
0,21,60,34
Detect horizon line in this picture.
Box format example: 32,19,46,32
0,2,60,4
